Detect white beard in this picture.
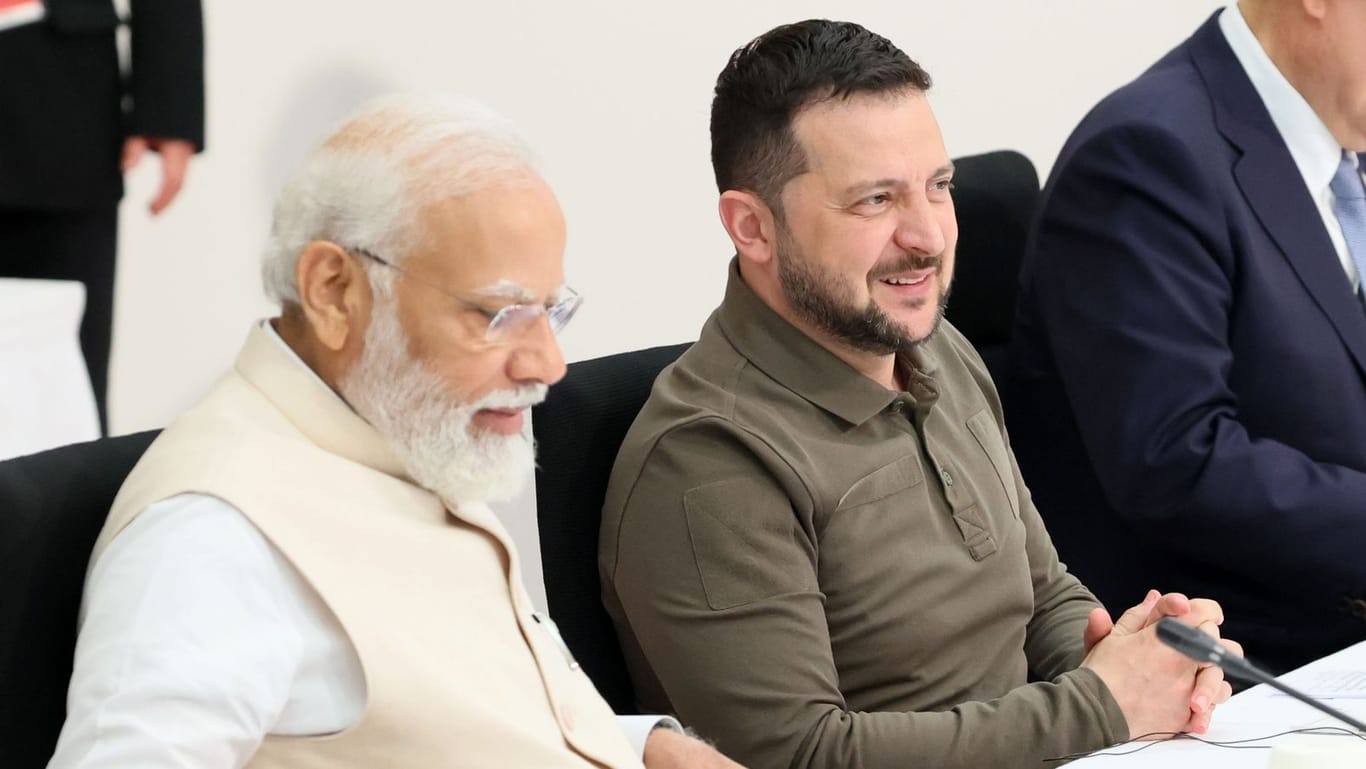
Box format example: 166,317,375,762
338,297,546,506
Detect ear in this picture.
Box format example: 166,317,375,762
294,241,370,352
718,190,778,267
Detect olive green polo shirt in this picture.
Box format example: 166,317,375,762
600,260,1128,769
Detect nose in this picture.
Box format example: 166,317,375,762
893,196,947,257
509,314,568,386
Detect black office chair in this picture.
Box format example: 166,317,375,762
943,150,1041,384
0,430,160,768
531,342,691,714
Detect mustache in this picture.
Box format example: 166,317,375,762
868,254,942,281
468,383,549,411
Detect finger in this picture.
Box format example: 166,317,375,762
1112,590,1161,635
1184,704,1214,735
1142,591,1191,627
121,136,148,173
1194,619,1221,641
149,148,190,215
1182,620,1224,669
1185,598,1225,627
1083,607,1113,654
1190,663,1226,716
1220,638,1244,659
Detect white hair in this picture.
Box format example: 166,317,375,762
262,93,537,304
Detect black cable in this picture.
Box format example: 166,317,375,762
1044,726,1366,763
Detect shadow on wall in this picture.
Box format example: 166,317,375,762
258,64,398,199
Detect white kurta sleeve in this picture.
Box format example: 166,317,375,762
48,495,307,769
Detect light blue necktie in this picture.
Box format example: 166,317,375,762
1329,150,1366,308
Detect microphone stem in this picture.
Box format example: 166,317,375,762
1156,618,1366,734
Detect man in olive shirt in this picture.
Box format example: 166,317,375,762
600,20,1240,769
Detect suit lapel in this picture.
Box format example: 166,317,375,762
1187,16,1366,378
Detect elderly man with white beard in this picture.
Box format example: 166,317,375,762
46,95,743,769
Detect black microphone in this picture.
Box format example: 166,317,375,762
1156,617,1366,733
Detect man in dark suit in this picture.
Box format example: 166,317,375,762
0,0,204,430
1009,0,1366,675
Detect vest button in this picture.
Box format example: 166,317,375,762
560,703,578,732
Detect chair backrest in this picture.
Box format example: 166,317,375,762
942,149,1041,383
531,342,691,714
0,430,159,768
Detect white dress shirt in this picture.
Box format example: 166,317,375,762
1220,3,1361,292
48,324,672,769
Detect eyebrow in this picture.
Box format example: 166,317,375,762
469,279,539,303
842,162,956,198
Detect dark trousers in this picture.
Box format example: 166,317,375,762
0,207,117,433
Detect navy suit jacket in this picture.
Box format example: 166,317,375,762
1009,13,1366,673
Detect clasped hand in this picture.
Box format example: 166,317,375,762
1082,589,1243,738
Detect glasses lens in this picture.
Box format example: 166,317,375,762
486,304,539,344
484,290,582,344
547,292,583,333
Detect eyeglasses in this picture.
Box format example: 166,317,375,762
350,247,582,345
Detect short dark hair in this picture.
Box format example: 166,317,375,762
710,19,932,218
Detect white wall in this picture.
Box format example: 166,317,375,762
109,0,1227,434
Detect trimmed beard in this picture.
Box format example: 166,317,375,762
775,224,948,355
339,294,546,507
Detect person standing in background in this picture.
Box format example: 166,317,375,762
0,0,204,432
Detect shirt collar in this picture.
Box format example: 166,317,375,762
1219,4,1344,194
715,257,936,426
236,320,409,480
260,318,351,407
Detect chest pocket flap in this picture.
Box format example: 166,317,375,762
836,455,925,511
966,409,1020,517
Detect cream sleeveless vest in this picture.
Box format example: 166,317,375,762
92,324,642,769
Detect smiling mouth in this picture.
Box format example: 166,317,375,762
877,264,939,287
872,254,941,284
880,274,932,287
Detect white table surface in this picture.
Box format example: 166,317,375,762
0,277,101,460
1071,640,1366,767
